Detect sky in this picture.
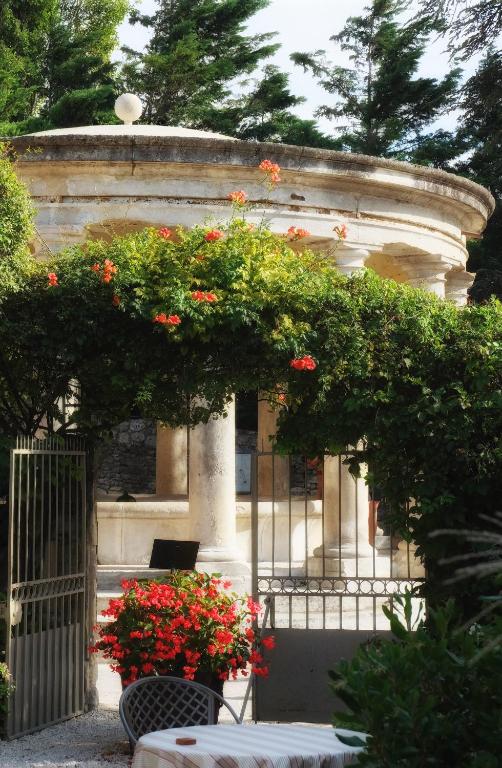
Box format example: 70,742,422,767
117,0,481,133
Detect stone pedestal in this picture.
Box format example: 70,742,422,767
156,424,188,496
188,398,239,562
393,538,426,579
445,269,474,306
257,397,289,499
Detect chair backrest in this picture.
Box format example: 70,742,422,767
119,676,240,744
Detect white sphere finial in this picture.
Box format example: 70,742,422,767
114,93,143,125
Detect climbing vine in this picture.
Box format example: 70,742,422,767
0,153,501,613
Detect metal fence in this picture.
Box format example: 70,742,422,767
250,452,425,721
5,435,87,738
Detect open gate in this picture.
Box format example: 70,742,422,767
5,435,87,738
251,452,425,722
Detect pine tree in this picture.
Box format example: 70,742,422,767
205,65,336,146
0,0,129,135
458,50,502,302
123,0,311,140
417,0,502,59
291,0,462,163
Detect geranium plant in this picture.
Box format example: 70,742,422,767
91,571,274,688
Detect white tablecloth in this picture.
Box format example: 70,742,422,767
132,723,363,768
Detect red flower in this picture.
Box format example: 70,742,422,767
290,355,317,371
112,295,121,307
253,665,269,677
183,666,196,680
191,291,217,303
90,263,101,272
302,355,316,370
287,226,310,241
153,313,181,326
158,227,172,239
141,662,154,674
334,223,348,240
129,630,142,639
204,229,223,242
227,190,247,206
262,635,275,650
47,272,58,287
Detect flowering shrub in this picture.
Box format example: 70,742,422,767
91,572,274,687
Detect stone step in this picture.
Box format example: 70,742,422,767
97,564,251,593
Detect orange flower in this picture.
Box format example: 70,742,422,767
287,226,310,240
153,313,167,324
334,223,348,240
158,227,172,239
47,272,58,287
112,295,121,307
153,313,181,325
102,259,117,284
166,315,181,325
205,292,217,303
227,190,247,206
191,290,205,301
204,229,223,242
90,263,101,272
259,159,281,185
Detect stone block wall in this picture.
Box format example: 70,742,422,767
96,419,156,495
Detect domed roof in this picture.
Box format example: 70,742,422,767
22,123,236,141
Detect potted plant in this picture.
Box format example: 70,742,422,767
92,572,274,700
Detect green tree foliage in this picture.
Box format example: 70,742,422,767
291,0,462,162
456,50,502,302
0,0,130,135
124,0,279,126
204,65,336,145
123,0,325,144
418,0,502,59
0,0,57,124
0,145,34,292
43,0,130,127
331,598,502,767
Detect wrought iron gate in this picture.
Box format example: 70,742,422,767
6,435,87,738
250,452,425,722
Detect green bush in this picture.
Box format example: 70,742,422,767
0,661,13,735
330,599,502,768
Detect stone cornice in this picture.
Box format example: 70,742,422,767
10,133,495,229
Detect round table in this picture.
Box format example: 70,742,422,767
131,723,364,768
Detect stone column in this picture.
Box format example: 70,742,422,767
156,424,188,496
188,398,238,562
312,245,373,575
445,270,474,306
313,455,373,575
335,246,369,276
257,397,289,499
400,257,449,298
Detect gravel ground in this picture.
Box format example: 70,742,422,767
0,710,131,768
0,665,250,767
